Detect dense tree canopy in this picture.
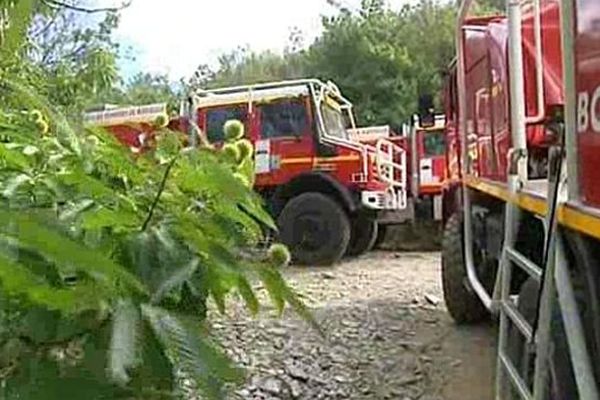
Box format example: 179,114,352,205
190,0,459,130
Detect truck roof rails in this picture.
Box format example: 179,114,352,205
193,78,325,97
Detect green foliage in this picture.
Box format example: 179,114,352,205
236,138,253,162
0,4,311,399
221,143,241,164
115,73,180,112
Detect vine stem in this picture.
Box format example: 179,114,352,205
141,157,177,232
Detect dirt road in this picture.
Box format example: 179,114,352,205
209,251,497,400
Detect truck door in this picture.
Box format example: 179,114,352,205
254,97,314,186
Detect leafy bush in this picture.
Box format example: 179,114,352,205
0,3,314,398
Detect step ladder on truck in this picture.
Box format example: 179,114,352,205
439,0,600,398
86,79,409,266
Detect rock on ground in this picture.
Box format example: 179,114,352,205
208,251,496,400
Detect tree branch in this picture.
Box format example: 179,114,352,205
141,157,177,232
40,0,132,14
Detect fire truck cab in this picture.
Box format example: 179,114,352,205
88,79,409,266
185,80,408,265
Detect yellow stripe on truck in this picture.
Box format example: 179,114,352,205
464,176,600,241
279,155,360,165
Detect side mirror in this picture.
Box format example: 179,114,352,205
418,94,435,128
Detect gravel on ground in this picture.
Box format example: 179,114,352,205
208,251,496,400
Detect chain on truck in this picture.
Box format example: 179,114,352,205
84,79,410,266
437,0,600,398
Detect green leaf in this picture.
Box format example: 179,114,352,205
141,305,243,399
2,79,80,152
1,0,34,56
0,210,146,296
0,143,30,170
0,253,103,313
109,299,140,386
2,173,31,198
255,264,322,335
58,169,116,200
256,265,285,315
151,258,200,305
80,206,141,231
236,275,259,316
58,199,95,221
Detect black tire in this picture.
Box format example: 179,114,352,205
374,224,388,249
346,215,378,256
441,212,488,324
277,192,351,266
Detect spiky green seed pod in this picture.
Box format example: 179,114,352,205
268,243,291,267
153,113,169,128
236,138,253,161
222,143,241,164
224,120,244,142
233,172,251,188
29,109,43,123
35,119,49,135
237,157,255,187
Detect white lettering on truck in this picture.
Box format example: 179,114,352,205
578,85,600,133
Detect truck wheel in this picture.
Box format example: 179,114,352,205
441,213,488,324
277,192,350,266
374,224,388,248
346,215,378,256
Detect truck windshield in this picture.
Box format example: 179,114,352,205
422,129,446,156
320,102,349,140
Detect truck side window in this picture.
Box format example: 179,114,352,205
259,100,308,139
423,130,446,156
206,106,246,143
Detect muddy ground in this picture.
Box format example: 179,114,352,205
208,251,497,400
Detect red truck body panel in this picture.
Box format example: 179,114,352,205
448,1,563,185
574,0,600,208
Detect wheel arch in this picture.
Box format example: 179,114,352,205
270,172,358,217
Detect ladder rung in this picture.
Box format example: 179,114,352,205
499,351,534,400
502,301,533,342
505,247,542,281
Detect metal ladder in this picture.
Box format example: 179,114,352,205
494,156,558,400
494,143,600,399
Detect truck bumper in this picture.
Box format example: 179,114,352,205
360,188,406,211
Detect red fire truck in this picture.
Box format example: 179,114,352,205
409,114,446,220
439,0,600,397
85,80,409,266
